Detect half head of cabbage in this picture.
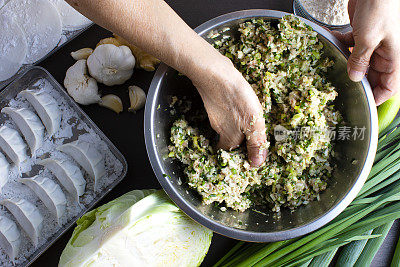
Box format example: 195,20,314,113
59,190,213,267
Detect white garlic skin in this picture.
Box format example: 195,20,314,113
64,59,100,105
70,48,93,60
87,44,135,86
128,86,146,112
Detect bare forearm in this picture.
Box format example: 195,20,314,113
66,0,225,80
66,0,268,166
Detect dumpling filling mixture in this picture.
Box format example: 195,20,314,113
168,15,342,212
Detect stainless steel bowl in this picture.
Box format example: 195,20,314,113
293,0,352,32
144,10,378,242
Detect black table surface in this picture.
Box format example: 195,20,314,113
31,0,398,266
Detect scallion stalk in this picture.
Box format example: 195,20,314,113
213,241,244,267
375,141,400,164
379,114,400,139
335,230,373,267
354,221,394,266
254,197,397,267
378,93,400,134
308,248,338,267
297,258,313,267
358,172,400,199
378,127,400,151
391,233,400,267
358,161,400,197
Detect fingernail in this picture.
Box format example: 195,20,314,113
348,68,365,82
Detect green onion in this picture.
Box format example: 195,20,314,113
378,93,400,134
264,200,400,267
283,234,380,267
357,172,400,199
379,115,400,139
391,233,400,267
219,240,293,266
213,242,244,267
308,248,338,267
354,221,394,266
368,148,400,178
279,203,400,267
335,230,372,267
377,128,400,152
357,161,400,198
375,140,400,164
297,258,313,267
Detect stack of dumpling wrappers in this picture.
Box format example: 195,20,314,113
0,0,92,82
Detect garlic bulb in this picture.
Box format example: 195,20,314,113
97,36,160,71
70,48,93,60
99,94,123,114
64,60,101,105
87,44,135,86
128,86,146,112
114,35,160,71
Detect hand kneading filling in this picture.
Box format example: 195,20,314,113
168,15,342,212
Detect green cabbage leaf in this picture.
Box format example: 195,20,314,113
59,190,213,267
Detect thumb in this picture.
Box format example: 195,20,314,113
245,117,268,167
347,41,375,82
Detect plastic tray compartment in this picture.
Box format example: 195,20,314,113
0,66,128,266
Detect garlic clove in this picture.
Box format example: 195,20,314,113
70,48,94,61
128,86,146,112
99,94,123,114
96,37,121,48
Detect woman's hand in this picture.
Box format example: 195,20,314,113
333,0,400,105
189,56,267,167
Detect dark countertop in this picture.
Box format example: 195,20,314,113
31,0,398,266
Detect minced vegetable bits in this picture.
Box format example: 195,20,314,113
168,15,342,212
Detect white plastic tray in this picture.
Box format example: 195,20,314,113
0,66,127,266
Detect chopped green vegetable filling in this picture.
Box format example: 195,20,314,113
169,15,342,212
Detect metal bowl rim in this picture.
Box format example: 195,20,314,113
144,9,378,242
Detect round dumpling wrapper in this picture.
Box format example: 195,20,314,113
2,0,62,64
49,0,92,30
0,0,8,9
0,15,27,82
